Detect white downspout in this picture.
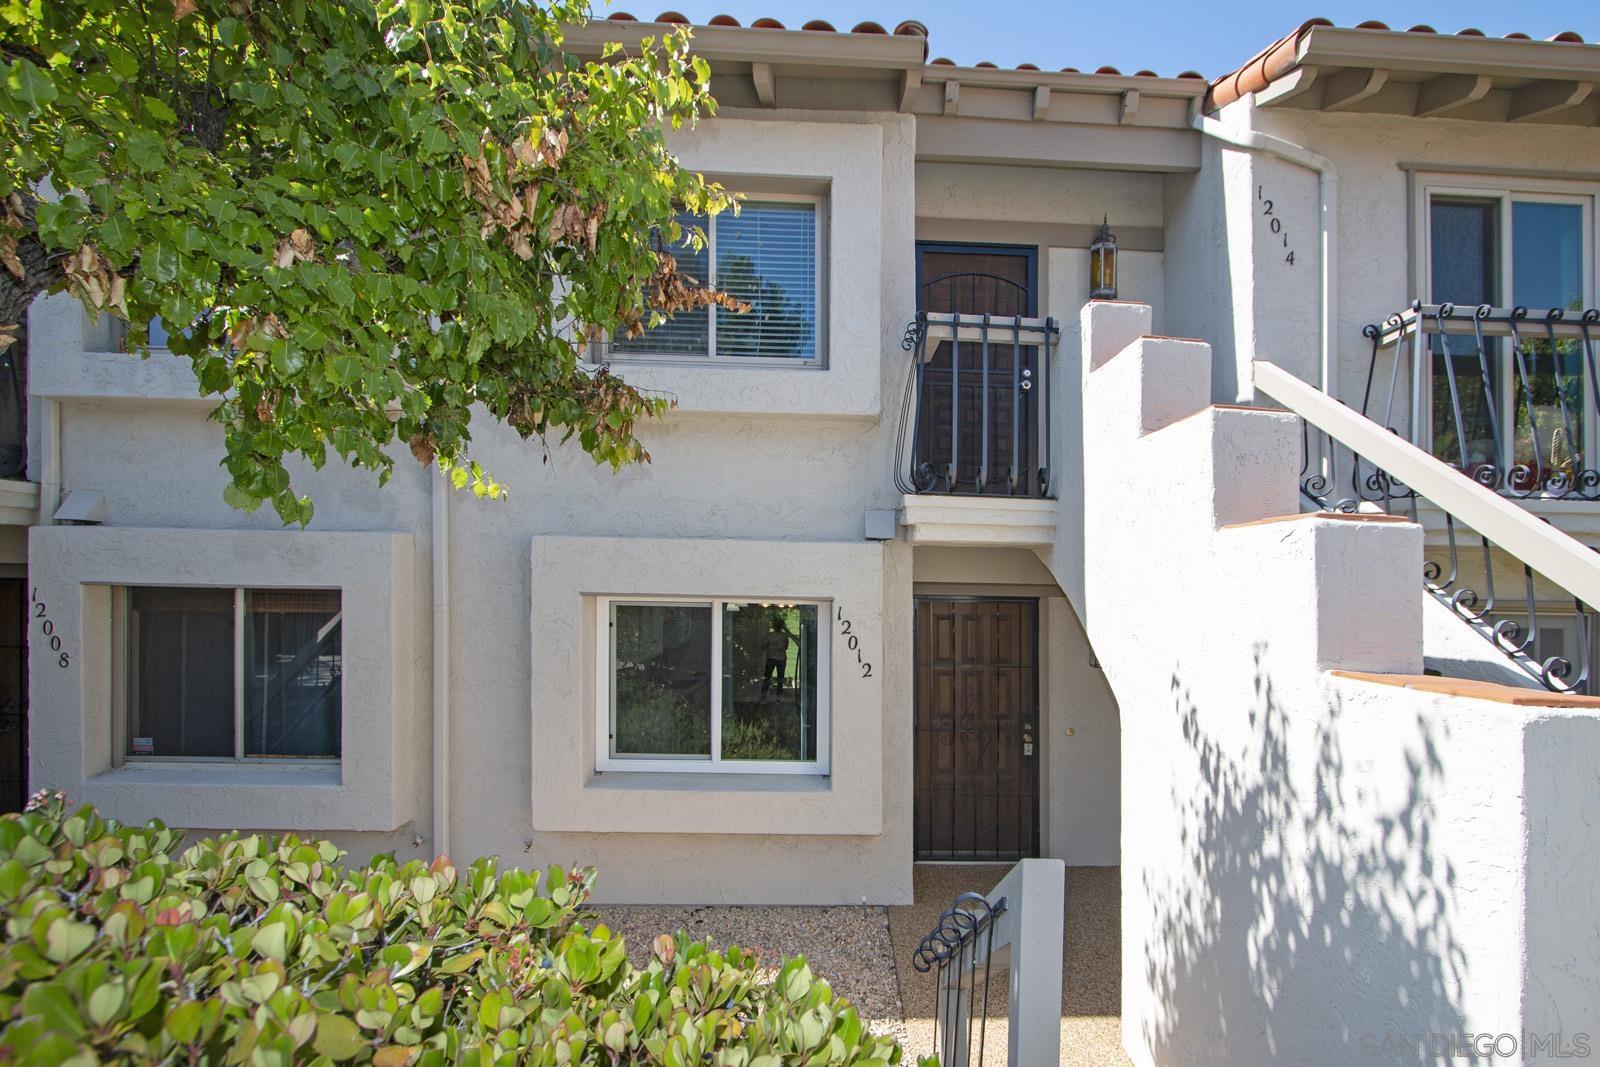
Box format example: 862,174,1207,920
430,465,450,859
1191,112,1339,399
39,398,59,525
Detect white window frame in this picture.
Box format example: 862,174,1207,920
112,585,343,766
1413,173,1598,464
606,192,829,369
595,594,831,775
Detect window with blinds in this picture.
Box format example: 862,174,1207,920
610,198,822,364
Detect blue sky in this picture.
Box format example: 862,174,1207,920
594,0,1599,79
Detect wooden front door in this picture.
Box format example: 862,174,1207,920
913,243,1043,497
914,597,1039,860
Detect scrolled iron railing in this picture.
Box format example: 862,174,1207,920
894,281,1058,499
913,890,1005,1067
1363,302,1600,500
1266,348,1600,694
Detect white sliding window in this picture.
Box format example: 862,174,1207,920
120,587,343,762
598,597,829,774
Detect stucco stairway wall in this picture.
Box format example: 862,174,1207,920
1078,300,1600,1065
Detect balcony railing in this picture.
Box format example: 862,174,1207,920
895,307,1058,498
1287,301,1600,692
1362,302,1600,499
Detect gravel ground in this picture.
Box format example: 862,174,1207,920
592,901,909,1046
592,864,1126,1066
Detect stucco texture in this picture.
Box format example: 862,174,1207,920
28,525,416,832
1080,299,1600,1064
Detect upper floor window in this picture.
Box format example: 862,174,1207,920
610,197,824,366
1419,176,1595,488
119,587,342,761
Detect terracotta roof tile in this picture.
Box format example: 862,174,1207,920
590,13,1205,78
1208,17,1600,113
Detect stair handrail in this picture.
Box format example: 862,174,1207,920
1254,360,1600,610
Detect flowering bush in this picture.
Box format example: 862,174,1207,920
0,793,921,1066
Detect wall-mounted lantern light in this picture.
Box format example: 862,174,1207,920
1089,216,1118,300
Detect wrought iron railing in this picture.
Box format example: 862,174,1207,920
1363,302,1600,499
1265,346,1600,693
895,286,1058,498
909,860,1064,1067
914,891,1005,1066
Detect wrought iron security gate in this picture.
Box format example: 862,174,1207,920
913,596,1040,860
897,244,1057,498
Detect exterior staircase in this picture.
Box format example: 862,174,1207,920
1060,299,1600,1066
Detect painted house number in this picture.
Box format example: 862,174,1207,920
1257,185,1297,267
29,588,70,669
835,606,873,678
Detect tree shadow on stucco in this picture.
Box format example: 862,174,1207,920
1142,647,1468,1065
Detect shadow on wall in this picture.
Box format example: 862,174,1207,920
1143,650,1468,1064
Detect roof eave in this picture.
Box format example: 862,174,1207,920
561,21,926,75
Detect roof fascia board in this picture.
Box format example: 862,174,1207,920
1297,27,1600,82
561,22,925,73
916,115,1200,172
919,65,1205,100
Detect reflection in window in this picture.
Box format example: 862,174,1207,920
606,599,826,770
128,588,236,758
1427,192,1591,490
1511,201,1586,487
612,603,712,757
720,603,819,762
1429,198,1499,475
609,200,820,362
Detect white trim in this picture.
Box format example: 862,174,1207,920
595,594,831,776
607,193,829,368
1413,172,1599,471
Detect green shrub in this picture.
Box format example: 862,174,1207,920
0,792,924,1066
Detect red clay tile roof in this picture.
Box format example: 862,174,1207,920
595,13,1212,77
1207,17,1598,111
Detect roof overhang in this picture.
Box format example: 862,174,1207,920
1210,24,1600,126
564,20,1206,171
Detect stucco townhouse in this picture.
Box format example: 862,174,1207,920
8,14,1600,1061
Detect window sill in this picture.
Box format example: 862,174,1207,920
588,770,830,793
596,356,826,370
96,761,342,788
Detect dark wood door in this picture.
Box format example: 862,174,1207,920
913,243,1042,496
914,597,1039,860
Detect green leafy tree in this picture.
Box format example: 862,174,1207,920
0,0,736,522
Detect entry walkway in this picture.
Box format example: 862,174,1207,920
886,864,1128,1067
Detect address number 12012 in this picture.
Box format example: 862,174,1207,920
835,606,873,678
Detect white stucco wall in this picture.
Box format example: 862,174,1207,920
1169,96,1600,419
22,98,1176,899
22,109,932,903
1080,299,1600,1064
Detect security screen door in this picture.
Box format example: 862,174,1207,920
913,596,1040,860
